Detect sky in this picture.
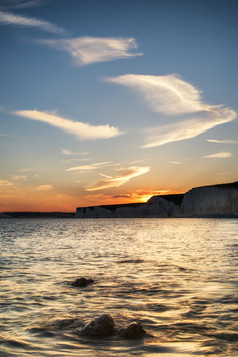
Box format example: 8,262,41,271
0,0,238,212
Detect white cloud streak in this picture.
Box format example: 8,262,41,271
168,161,182,165
142,109,236,148
42,36,142,65
35,184,53,191
86,166,150,191
0,10,66,34
107,74,211,115
203,152,233,159
66,162,111,172
206,139,238,144
11,175,27,180
13,110,122,140
106,74,237,147
60,148,89,156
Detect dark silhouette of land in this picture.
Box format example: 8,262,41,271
0,212,75,218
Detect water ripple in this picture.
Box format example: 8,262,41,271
0,218,238,356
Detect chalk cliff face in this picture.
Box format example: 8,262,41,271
181,186,238,216
75,182,238,218
76,196,180,218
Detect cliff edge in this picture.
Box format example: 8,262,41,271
75,181,238,218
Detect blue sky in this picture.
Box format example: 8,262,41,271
0,0,238,211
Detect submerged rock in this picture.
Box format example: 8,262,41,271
50,318,85,330
71,277,94,287
81,314,114,337
119,322,146,339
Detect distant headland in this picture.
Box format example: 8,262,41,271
0,212,75,219
75,181,238,218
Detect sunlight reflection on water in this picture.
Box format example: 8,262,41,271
0,218,238,356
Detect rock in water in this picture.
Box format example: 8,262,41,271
81,314,114,337
71,277,94,287
119,322,146,339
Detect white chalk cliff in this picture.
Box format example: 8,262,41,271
75,182,238,218
181,185,238,216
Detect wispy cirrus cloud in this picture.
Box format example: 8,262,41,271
0,10,66,34
35,184,53,191
42,37,142,66
107,74,210,115
60,148,89,156
66,162,112,173
168,161,182,165
203,152,233,159
141,110,235,148
13,110,122,140
0,0,43,10
206,139,238,144
106,74,237,148
86,166,150,191
11,175,27,180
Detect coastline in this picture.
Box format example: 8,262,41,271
75,181,238,218
1,181,238,219
0,212,75,219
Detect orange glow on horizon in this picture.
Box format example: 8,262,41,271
0,187,185,213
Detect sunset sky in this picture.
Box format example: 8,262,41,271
0,0,238,212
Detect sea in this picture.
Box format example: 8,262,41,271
0,218,238,357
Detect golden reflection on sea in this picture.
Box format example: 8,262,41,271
0,218,237,356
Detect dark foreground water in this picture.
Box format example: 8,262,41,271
0,218,238,357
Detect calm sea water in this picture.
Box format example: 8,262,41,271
0,218,238,357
